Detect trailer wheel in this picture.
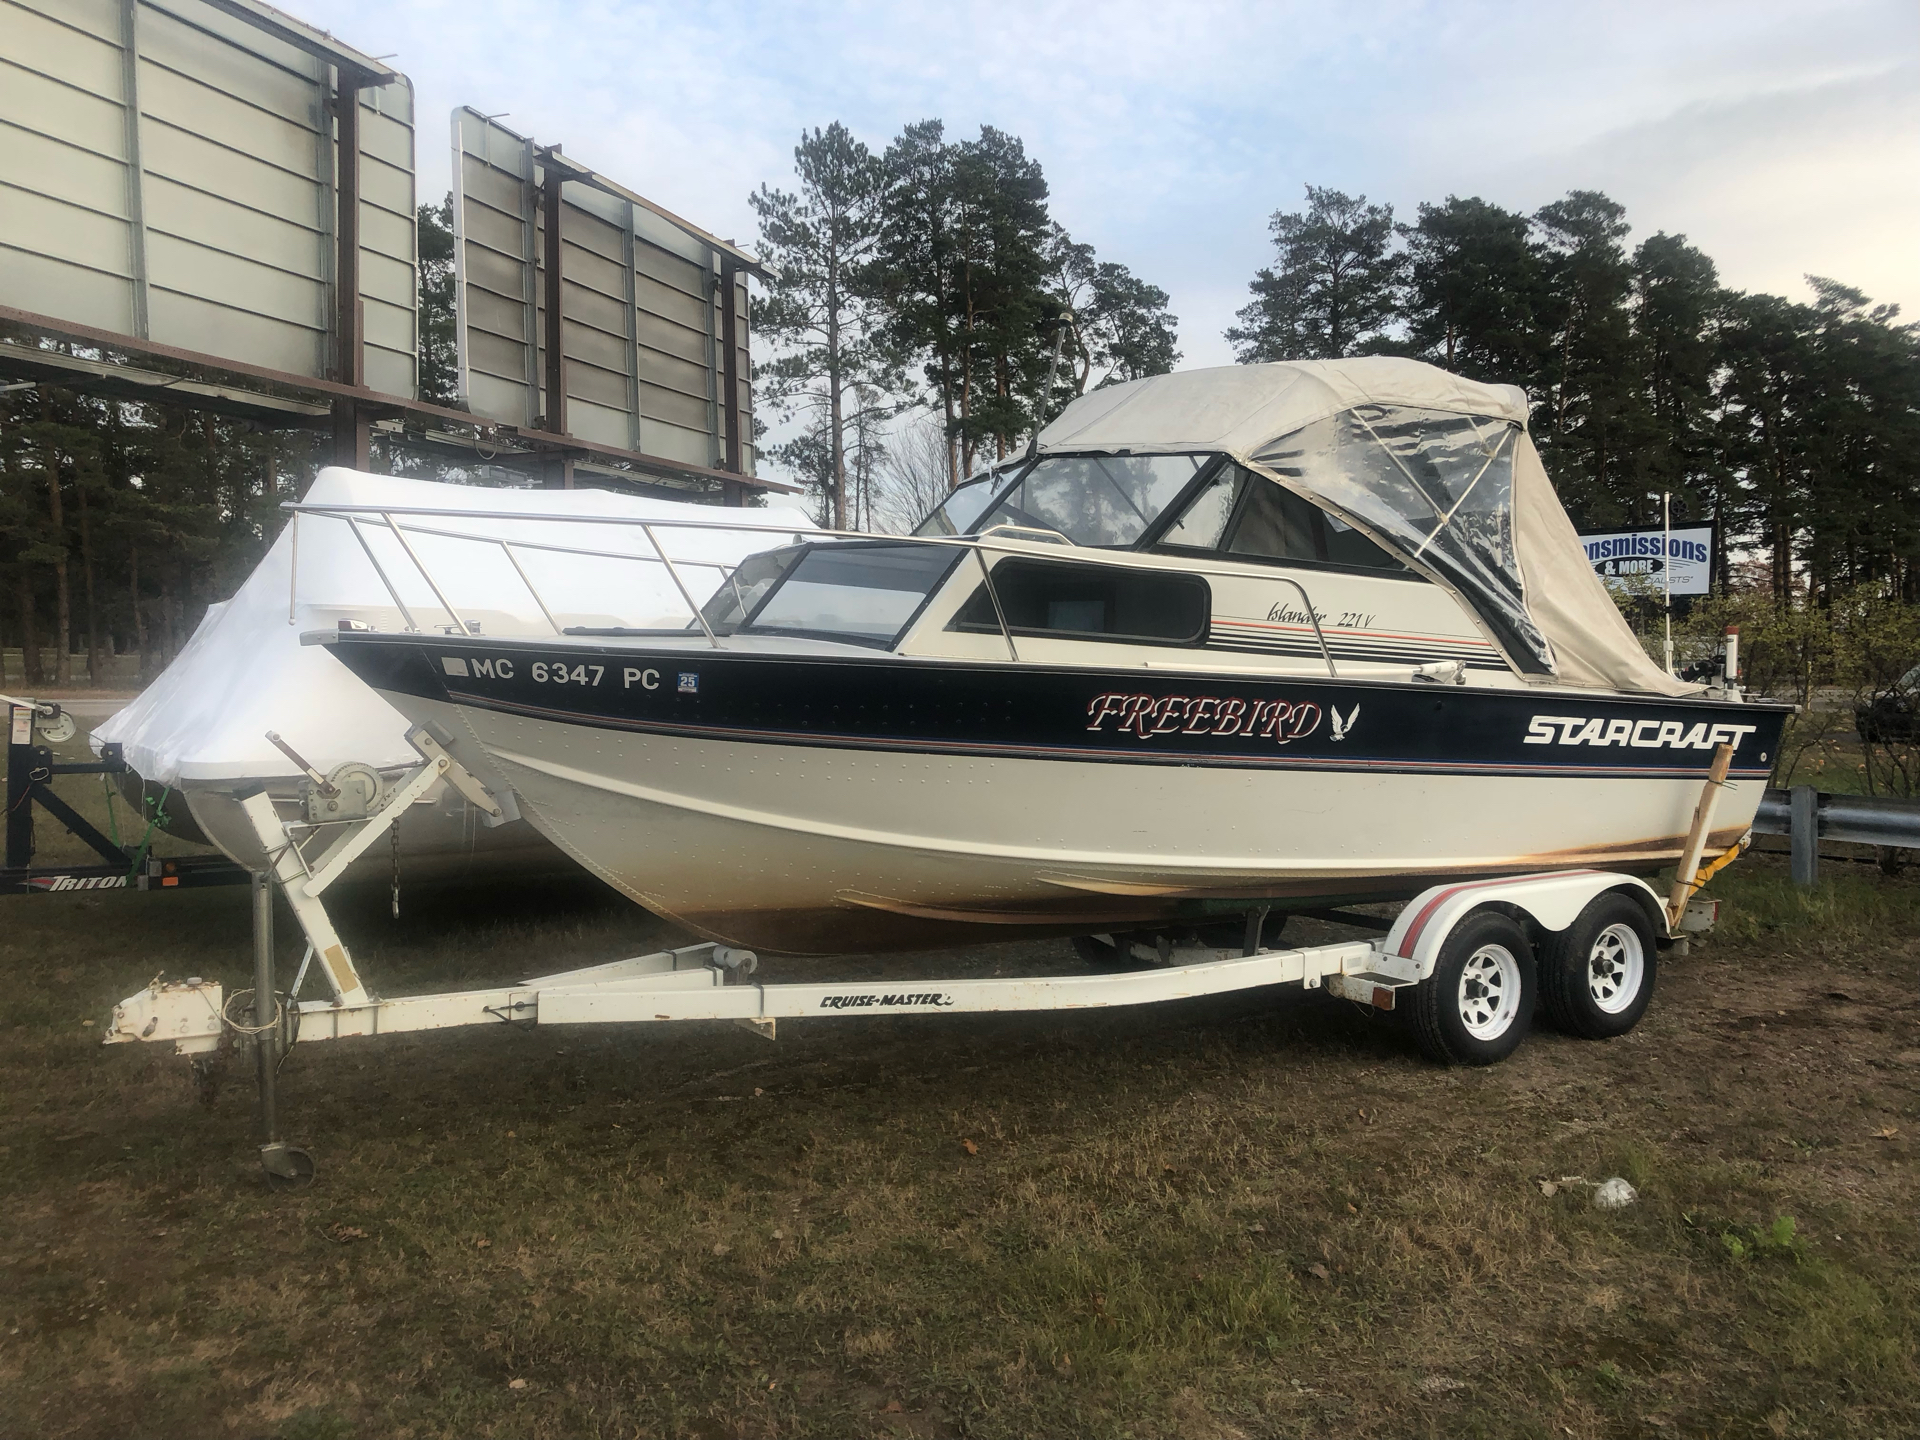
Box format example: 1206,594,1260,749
1072,934,1145,973
1410,911,1535,1065
1539,892,1658,1039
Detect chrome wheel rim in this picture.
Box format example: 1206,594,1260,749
1457,944,1522,1040
1587,922,1645,1014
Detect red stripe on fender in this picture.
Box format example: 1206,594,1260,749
1397,870,1606,959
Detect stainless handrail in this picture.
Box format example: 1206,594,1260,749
383,512,471,635
284,501,1340,675
643,523,722,649
972,549,1019,663
499,542,563,637
348,516,748,571
343,516,420,632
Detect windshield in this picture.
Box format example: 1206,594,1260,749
976,454,1206,547
914,473,999,537
702,541,961,649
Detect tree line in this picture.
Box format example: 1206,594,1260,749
750,142,1918,615
0,385,323,688
4,140,1915,692
1223,186,1920,607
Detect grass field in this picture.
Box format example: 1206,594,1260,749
2,743,1916,1438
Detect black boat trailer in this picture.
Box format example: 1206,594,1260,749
3,694,246,897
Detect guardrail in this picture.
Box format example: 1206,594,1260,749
1752,786,1920,884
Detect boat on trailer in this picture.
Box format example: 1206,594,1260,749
305,359,1785,954
104,357,1789,1182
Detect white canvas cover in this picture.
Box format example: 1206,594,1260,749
94,470,817,785
1036,358,1695,696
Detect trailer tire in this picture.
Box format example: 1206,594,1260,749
1072,934,1146,973
1410,911,1535,1066
1539,892,1657,1040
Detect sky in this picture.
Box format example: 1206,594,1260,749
305,0,1920,370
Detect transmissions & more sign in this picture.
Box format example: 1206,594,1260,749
1579,527,1713,597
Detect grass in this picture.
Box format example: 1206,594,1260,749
1,751,1916,1437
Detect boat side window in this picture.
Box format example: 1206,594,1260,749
953,559,1210,645
1157,464,1405,574
714,542,961,648
1229,476,1405,572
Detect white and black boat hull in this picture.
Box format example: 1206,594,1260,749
325,635,1787,953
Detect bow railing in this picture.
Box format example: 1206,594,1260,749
282,501,1340,676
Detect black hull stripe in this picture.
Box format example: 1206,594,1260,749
443,688,1774,782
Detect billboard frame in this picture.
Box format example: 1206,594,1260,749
451,108,765,487
0,0,785,500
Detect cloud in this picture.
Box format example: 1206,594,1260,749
303,0,1919,367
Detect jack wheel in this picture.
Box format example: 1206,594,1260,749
262,1145,315,1191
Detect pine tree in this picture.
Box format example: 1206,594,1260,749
1402,196,1547,384
1532,191,1641,527
416,195,459,406
1046,225,1179,399
874,121,963,487
874,123,1058,477
1627,233,1725,575
1226,186,1402,361
751,123,894,528
946,127,1053,471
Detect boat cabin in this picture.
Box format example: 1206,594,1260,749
694,359,1689,699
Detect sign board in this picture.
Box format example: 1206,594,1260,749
1579,527,1713,596
0,0,417,394
451,107,753,475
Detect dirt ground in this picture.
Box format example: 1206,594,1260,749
1,838,1916,1439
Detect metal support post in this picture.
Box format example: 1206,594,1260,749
251,872,310,1185
333,81,363,392
1789,784,1819,887
538,148,568,444
330,400,370,470
251,870,278,1142
6,704,33,869
720,256,743,482
329,69,370,471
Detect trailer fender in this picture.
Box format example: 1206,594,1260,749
1384,871,1669,981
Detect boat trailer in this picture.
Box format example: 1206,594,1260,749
4,694,248,897
100,725,1734,1188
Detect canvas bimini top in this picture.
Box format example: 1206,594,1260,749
1034,357,1696,697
